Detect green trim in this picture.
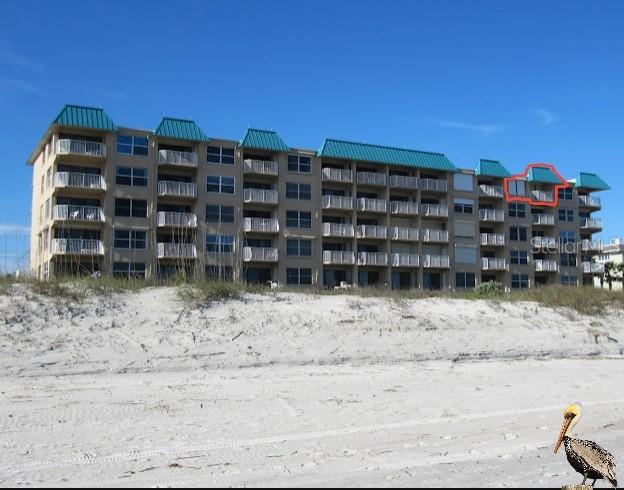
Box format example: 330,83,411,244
53,104,116,131
527,167,563,184
239,128,289,152
154,117,210,142
570,172,610,191
475,159,511,178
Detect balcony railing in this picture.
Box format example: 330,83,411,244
391,227,419,241
421,229,449,243
481,258,507,271
582,262,605,274
392,254,420,268
580,218,603,230
532,214,555,226
157,181,197,198
478,184,504,198
52,205,104,223
56,139,106,158
389,175,418,190
534,259,559,272
419,178,448,193
357,198,387,213
158,149,198,167
356,225,387,240
54,172,106,191
51,239,104,256
243,159,279,176
322,222,354,238
156,211,197,228
356,171,386,186
579,195,601,208
532,236,557,248
420,204,449,218
244,188,279,205
531,190,554,202
323,250,355,265
357,252,388,266
157,243,197,259
243,217,279,233
581,239,602,253
322,167,353,183
480,233,505,247
243,246,278,262
479,209,505,222
390,201,419,216
422,254,450,269
322,195,353,210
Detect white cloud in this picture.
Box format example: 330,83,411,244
432,119,504,136
0,224,30,236
535,108,558,127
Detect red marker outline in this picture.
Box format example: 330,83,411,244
503,163,570,207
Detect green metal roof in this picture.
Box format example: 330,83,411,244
154,117,209,142
53,104,116,131
569,172,610,191
239,128,289,152
475,159,512,178
317,139,456,171
527,166,563,184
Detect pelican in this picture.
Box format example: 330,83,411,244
554,403,617,488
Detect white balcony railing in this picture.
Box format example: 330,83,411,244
52,205,104,222
51,239,104,256
531,190,554,202
421,229,449,243
479,209,505,222
478,184,504,198
157,181,197,198
357,198,387,213
243,159,279,176
157,243,197,259
356,225,387,240
322,195,353,210
532,236,557,248
420,203,449,218
357,252,388,266
322,222,354,238
481,258,507,271
243,217,279,233
422,254,450,268
419,178,448,193
322,167,353,183
582,262,605,274
56,139,106,158
391,227,419,241
243,246,278,262
480,233,505,247
323,250,355,265
579,195,601,208
158,149,198,167
156,212,197,228
532,214,555,226
54,172,106,191
356,171,386,186
389,175,418,190
581,218,603,230
392,253,420,268
534,259,559,272
244,188,279,205
390,201,419,216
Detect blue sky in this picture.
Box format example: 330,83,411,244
1,0,623,270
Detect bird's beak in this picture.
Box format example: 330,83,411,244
554,415,572,454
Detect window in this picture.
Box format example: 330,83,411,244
510,226,528,242
206,266,233,281
287,239,312,257
114,230,147,250
117,135,149,156
207,176,235,194
511,274,530,289
561,253,577,267
286,183,311,200
508,180,526,196
46,168,52,189
560,230,576,244
115,199,148,218
454,221,475,239
116,167,148,186
206,205,234,223
558,209,575,222
508,203,526,218
113,262,146,278
558,188,573,200
206,235,234,253
561,275,578,286
453,173,474,192
455,246,477,264
207,146,235,164
288,154,311,173
454,198,474,214
455,272,476,289
286,210,312,229
287,268,312,285
510,250,529,265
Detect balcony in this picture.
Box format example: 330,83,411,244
481,258,507,271
54,172,106,191
243,246,278,262
322,195,353,211
534,259,559,272
157,243,197,259
421,229,449,243
478,185,504,199
157,181,197,198
158,149,198,168
357,198,387,213
356,171,386,186
580,218,603,231
322,222,354,238
391,227,419,242
56,139,106,159
53,205,104,223
390,201,419,216
581,239,602,253
532,236,557,248
243,159,278,176
531,190,554,202
243,217,279,233
389,175,418,190
578,195,601,209
392,254,420,268
244,188,279,205
357,252,388,266
356,225,387,240
156,212,197,228
532,214,555,226
480,233,505,247
582,262,605,274
51,239,104,256
479,209,505,222
421,204,449,218
422,254,450,269
322,167,353,183
323,250,355,265
419,178,448,193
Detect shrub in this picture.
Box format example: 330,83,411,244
473,280,504,298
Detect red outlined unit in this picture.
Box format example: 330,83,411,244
503,163,570,207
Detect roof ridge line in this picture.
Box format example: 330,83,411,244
323,138,447,157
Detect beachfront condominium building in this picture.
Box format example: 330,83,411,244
27,105,611,290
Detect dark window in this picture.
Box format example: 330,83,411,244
287,268,313,285
510,227,527,242
288,154,312,173
508,180,526,196
116,167,147,186
560,231,576,243
113,262,146,278
454,199,473,214
286,211,312,229
115,198,147,218
455,272,476,289
558,188,573,200
508,203,526,218
558,209,575,222
511,274,530,289
207,176,235,194
561,275,578,286
206,235,234,253
510,250,528,265
114,230,147,250
286,183,311,200
560,253,577,267
206,205,234,223
117,135,149,156
206,266,233,281
287,239,312,257
207,146,235,164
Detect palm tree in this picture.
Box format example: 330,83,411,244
603,262,617,291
